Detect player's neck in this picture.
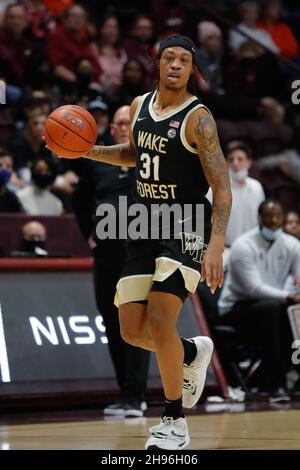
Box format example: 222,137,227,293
155,86,192,110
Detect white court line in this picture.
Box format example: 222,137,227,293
0,304,11,382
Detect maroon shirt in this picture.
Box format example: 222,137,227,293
0,30,34,86
44,26,101,79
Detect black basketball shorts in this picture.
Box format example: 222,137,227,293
115,231,210,306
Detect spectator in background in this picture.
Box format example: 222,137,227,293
0,147,25,192
10,111,51,183
112,59,146,110
0,150,23,212
42,0,74,17
197,21,225,94
73,105,150,417
124,15,155,88
44,5,101,90
218,199,300,402
95,15,127,98
16,220,48,256
87,96,113,146
17,157,63,215
0,3,34,88
21,0,55,40
257,0,299,60
224,140,265,246
229,1,279,54
284,211,300,240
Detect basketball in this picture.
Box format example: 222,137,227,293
44,105,97,158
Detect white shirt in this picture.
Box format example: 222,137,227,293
226,177,265,246
218,227,300,314
18,186,63,216
205,176,265,246
229,23,279,54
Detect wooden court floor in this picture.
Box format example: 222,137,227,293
1,410,300,450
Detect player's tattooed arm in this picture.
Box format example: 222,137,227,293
85,142,136,167
194,110,232,241
84,96,141,167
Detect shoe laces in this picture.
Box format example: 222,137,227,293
183,378,194,390
150,416,174,436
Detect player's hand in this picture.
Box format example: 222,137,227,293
42,136,63,158
201,242,224,294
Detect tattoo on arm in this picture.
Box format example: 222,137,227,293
195,113,232,237
195,114,230,190
87,143,136,167
212,203,231,236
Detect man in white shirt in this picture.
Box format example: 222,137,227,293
206,140,265,247
225,140,265,246
218,199,300,402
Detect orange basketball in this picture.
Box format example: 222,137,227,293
44,105,97,159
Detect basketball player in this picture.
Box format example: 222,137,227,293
54,35,232,450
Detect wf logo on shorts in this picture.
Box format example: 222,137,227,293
0,80,6,104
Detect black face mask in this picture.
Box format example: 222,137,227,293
21,239,46,252
32,172,55,189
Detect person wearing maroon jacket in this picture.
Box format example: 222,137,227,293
0,3,34,87
44,4,101,86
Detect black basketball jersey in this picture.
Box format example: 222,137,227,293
132,91,210,208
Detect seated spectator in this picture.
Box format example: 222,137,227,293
87,96,113,146
95,15,127,98
229,1,279,54
225,140,265,246
0,3,35,87
0,150,23,212
112,59,147,110
10,111,51,182
0,147,25,192
44,5,101,90
21,0,55,40
42,0,74,18
284,211,300,240
218,199,300,402
17,157,63,215
124,15,155,89
197,21,225,95
257,0,299,59
15,220,48,256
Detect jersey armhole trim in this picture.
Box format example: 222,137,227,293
180,104,211,155
131,92,151,131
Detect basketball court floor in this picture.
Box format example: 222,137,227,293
1,403,300,450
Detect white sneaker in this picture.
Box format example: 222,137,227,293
145,416,190,450
182,336,214,409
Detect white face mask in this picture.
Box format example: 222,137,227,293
260,225,283,242
230,168,248,182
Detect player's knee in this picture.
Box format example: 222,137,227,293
147,306,170,343
120,323,144,347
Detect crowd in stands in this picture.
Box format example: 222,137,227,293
1,0,300,401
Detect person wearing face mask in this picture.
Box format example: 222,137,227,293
18,220,48,256
17,157,63,215
218,199,300,402
0,151,23,213
225,140,265,247
206,140,265,248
